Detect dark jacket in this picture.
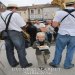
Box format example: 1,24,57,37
26,25,37,45
32,40,50,55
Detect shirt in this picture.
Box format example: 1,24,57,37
53,7,75,36
0,10,26,32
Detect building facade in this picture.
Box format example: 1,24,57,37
0,2,6,12
17,7,29,22
0,2,60,22
28,4,60,21
17,4,60,22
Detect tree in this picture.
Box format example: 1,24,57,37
51,0,66,9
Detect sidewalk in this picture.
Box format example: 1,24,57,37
0,41,75,75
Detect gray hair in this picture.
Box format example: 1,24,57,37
36,32,45,39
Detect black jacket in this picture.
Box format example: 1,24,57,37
32,40,50,55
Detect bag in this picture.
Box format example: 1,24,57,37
0,12,13,40
0,30,8,40
22,30,30,40
22,31,30,48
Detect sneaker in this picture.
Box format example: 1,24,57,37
64,64,74,69
49,62,59,68
11,62,19,67
22,63,32,68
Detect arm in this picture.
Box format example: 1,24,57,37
21,26,27,32
52,21,60,28
44,40,51,47
32,41,39,49
52,11,62,28
14,13,26,30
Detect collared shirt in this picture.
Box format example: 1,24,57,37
53,7,75,36
0,10,26,32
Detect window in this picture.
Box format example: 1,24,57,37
38,9,40,14
31,9,34,14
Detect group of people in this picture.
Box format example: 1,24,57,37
0,0,75,70
25,19,58,46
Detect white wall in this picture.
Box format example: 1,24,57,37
43,7,60,20
17,10,29,22
30,8,43,20
29,7,60,20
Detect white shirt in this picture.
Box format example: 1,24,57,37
0,10,26,32
53,7,75,36
34,23,45,29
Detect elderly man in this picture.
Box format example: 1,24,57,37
49,0,75,69
34,20,47,32
0,4,32,68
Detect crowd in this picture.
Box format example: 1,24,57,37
25,19,58,47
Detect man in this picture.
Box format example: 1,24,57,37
34,20,47,32
0,4,32,68
49,0,75,69
46,20,55,43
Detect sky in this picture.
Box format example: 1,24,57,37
0,0,53,6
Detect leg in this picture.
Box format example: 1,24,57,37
8,31,32,68
53,32,58,41
50,34,68,67
47,33,52,43
64,36,75,69
36,52,45,68
5,39,18,66
44,54,50,64
48,33,52,43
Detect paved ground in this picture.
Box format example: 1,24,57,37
0,40,75,75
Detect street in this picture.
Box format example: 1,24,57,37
0,40,75,75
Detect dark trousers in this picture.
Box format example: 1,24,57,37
5,30,28,67
47,33,52,43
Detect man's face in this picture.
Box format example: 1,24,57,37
35,20,40,25
12,8,17,12
46,20,51,25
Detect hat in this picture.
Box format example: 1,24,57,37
7,4,18,8
66,0,75,5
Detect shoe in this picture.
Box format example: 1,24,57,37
22,63,33,68
49,62,59,68
64,64,74,69
11,62,19,67
39,67,45,70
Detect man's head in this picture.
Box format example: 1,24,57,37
7,4,18,12
46,20,52,25
35,20,40,25
66,0,75,7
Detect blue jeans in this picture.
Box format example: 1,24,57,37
52,34,75,68
5,30,28,67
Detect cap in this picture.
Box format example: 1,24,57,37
66,0,75,5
